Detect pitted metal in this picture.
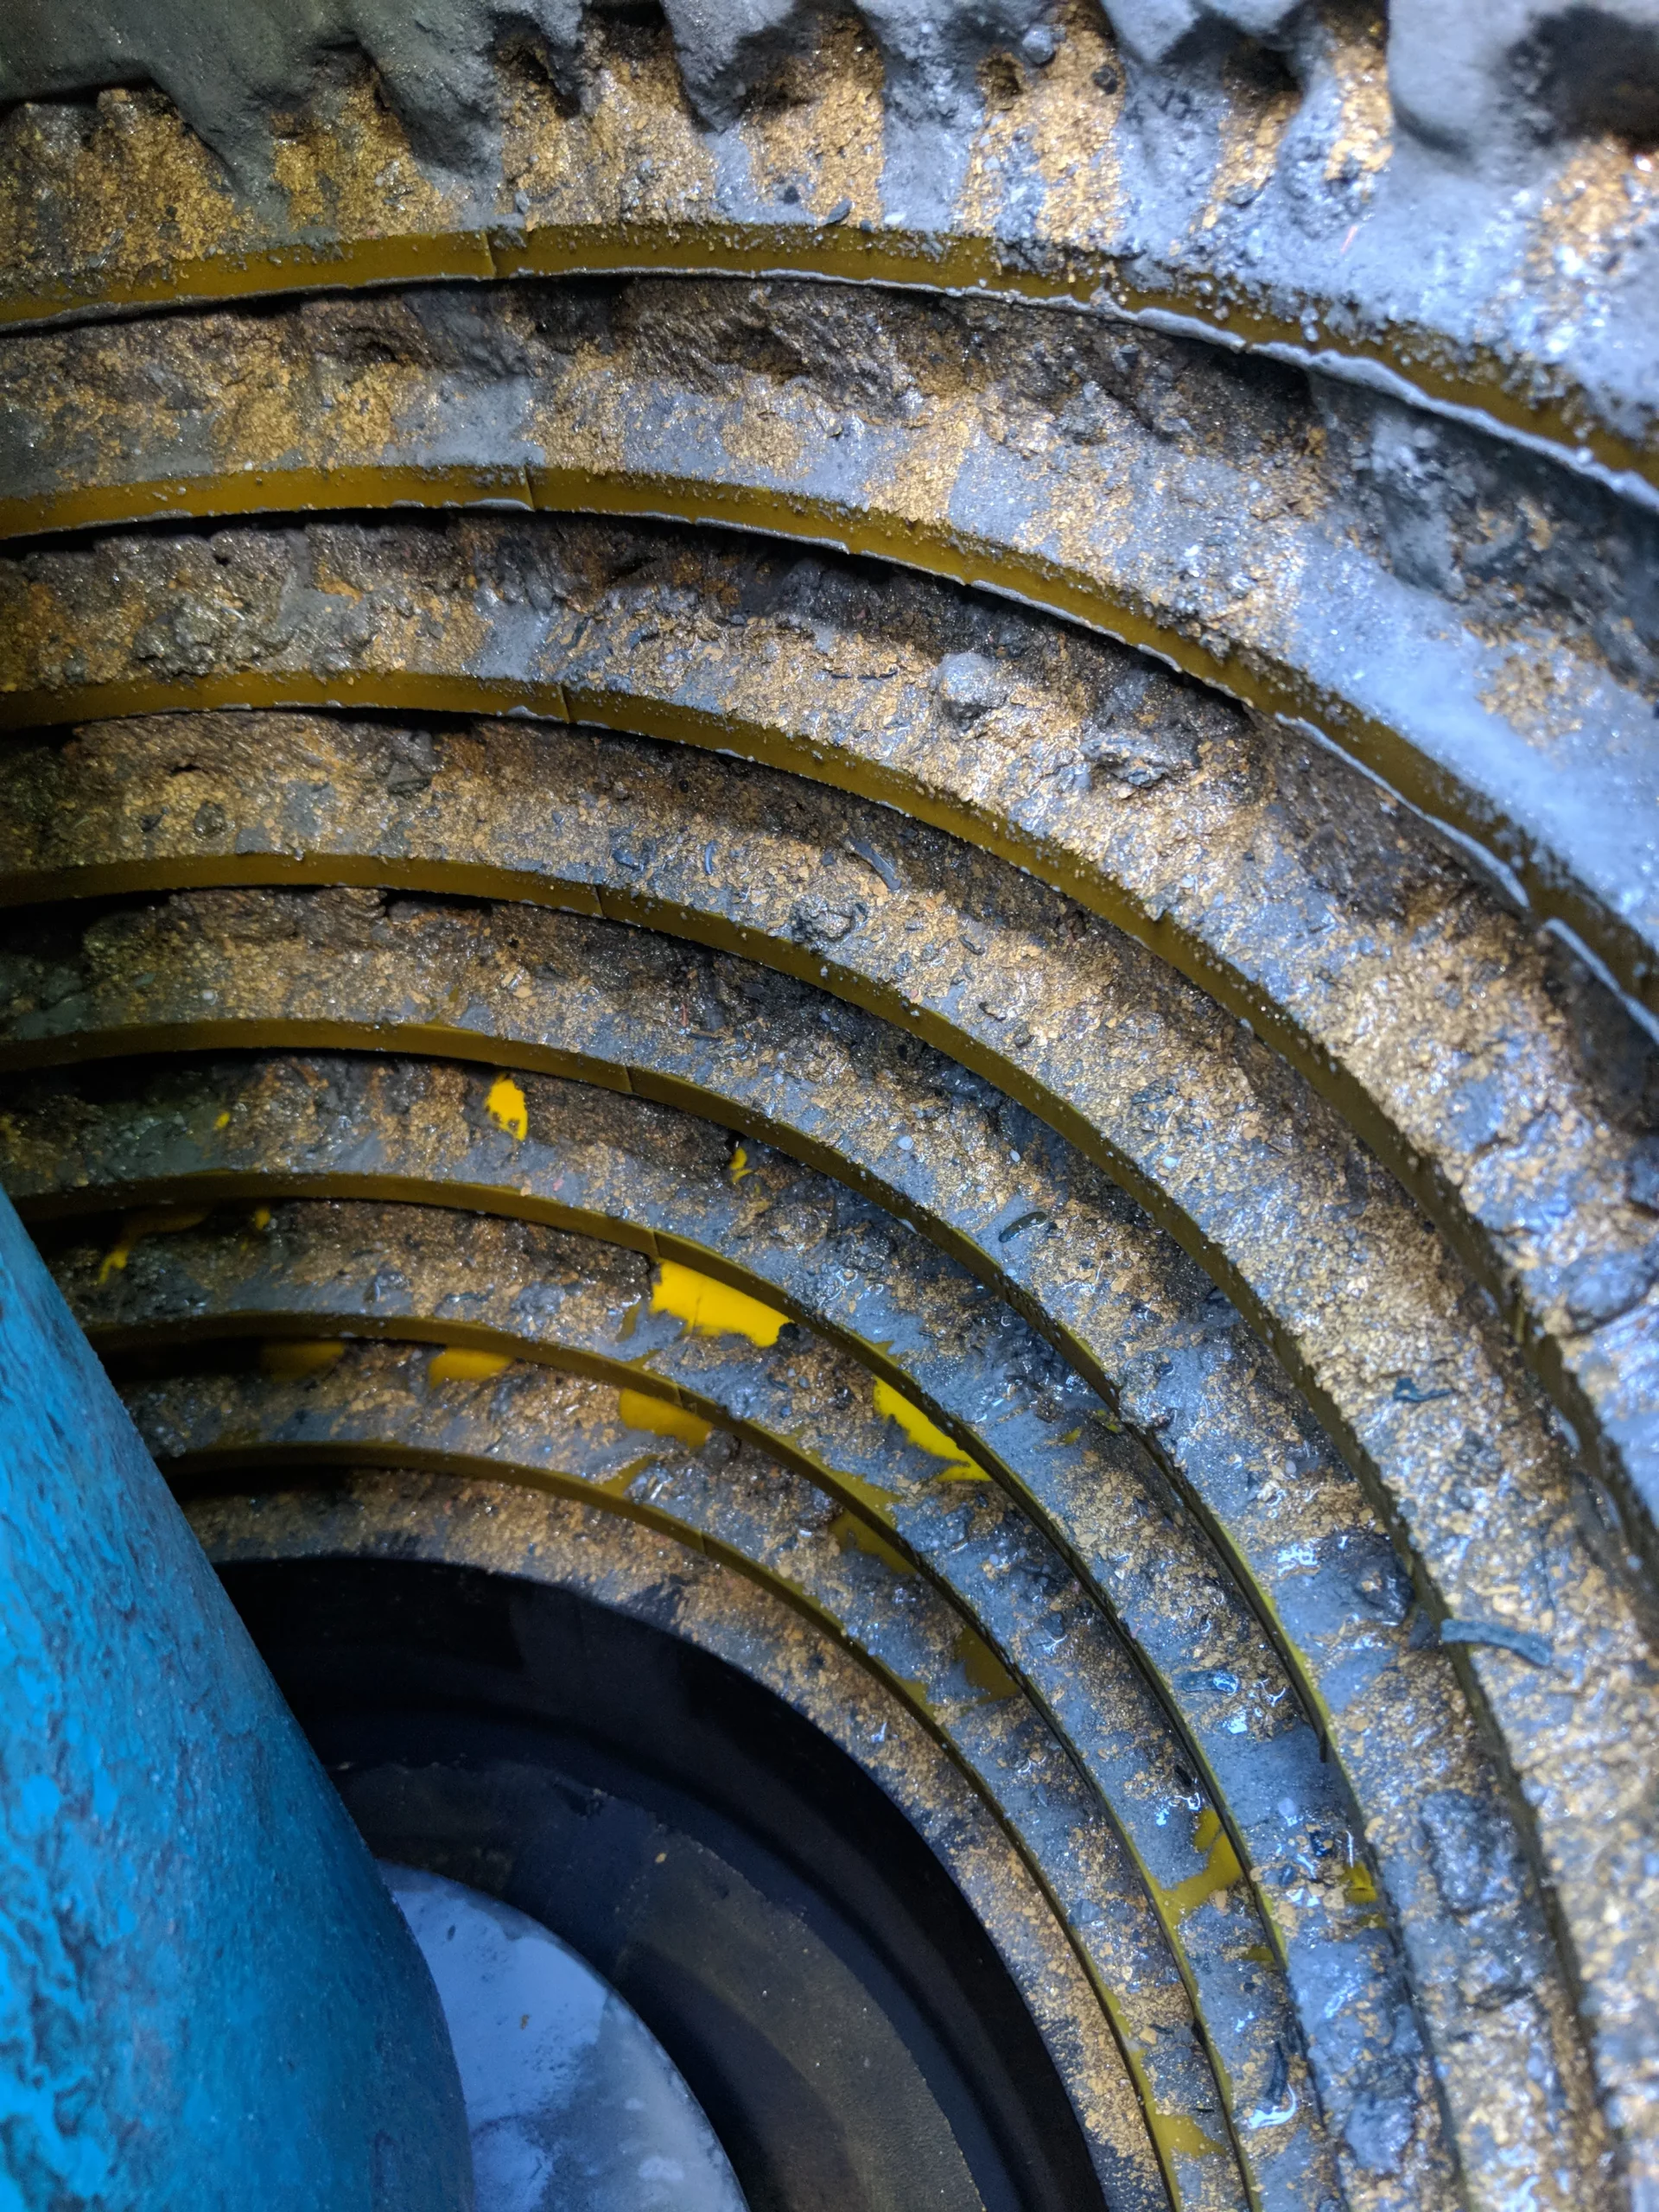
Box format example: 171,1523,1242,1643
0,871,1649,2206
136,1338,1255,2208
0,708,1635,1707
69,1193,1337,2208
3,18,1656,2207
189,1457,1167,2209
3,560,1656,1572
2,1049,1597,2210
1,278,1656,1041
1,1,1656,506
47,1186,1407,2207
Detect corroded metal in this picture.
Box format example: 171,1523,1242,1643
1,277,1654,1045
3,19,1656,2210
190,1458,1166,2209
118,1308,1271,2209
45,1189,1383,2207
0,2,1654,505
0,710,1638,1703
2,572,1655,1573
0,876,1647,2208
133,1339,1251,2207
3,1050,1593,2209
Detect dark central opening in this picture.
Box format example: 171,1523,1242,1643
220,1554,1105,2212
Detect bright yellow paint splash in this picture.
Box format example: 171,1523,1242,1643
1160,1805,1244,1919
618,1389,712,1449
955,1628,1020,1702
428,1347,513,1385
259,1338,346,1381
213,1110,232,1129
872,1380,988,1480
98,1207,208,1284
729,1143,754,1183
831,1510,913,1580
250,1206,271,1231
486,1073,528,1141
651,1262,788,1346
1148,2108,1224,2161
1345,1856,1379,1908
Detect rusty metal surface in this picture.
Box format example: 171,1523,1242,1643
4,24,1657,2208
45,1186,1400,2208
0,873,1649,2204
2,585,1655,1591
1,279,1655,1041
1,3,1655,513
134,1338,1241,2207
0,700,1639,1662
3,1047,1598,2212
188,1458,1165,2210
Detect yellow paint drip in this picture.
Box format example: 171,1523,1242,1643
729,1143,753,1183
259,1338,346,1381
250,1206,271,1231
98,1206,208,1283
486,1072,528,1141
831,1510,914,1580
428,1347,513,1384
1147,2108,1224,2162
954,1628,1020,1703
1160,1805,1245,1920
1345,1856,1379,1909
651,1261,788,1346
872,1379,987,1479
617,1389,712,1449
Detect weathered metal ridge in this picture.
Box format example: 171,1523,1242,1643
136,1332,1253,2208
1,278,1655,1046
0,866,1649,2205
80,1195,1330,2209
1,0,1656,505
50,1186,1417,2208
4,574,1656,1584
193,1459,1169,2204
1,1048,1592,2212
4,12,1656,2207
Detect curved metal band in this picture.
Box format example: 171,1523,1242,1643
0,16,1651,505
144,1342,1243,2208
56,1187,1402,2209
0,878,1647,2193
188,1455,1168,2210
9,1050,1587,2209
0,277,1652,1042
2,588,1651,1574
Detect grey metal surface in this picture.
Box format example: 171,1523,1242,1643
385,1865,748,2212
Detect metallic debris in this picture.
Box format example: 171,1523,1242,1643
2,14,1656,2209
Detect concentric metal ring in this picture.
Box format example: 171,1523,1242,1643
3,22,1656,2211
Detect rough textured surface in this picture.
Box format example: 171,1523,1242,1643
4,13,1656,2209
0,1186,474,2210
3,552,1656,1586
0,866,1648,2206
11,0,1658,170
0,1044,1600,2212
198,1466,1166,2212
0,0,585,187
3,0,1657,505
3,276,1655,1055
129,1338,1253,2209
48,1189,1402,2208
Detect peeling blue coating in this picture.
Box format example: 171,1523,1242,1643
0,1186,474,2211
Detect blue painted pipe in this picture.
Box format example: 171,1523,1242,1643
0,1189,473,2209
